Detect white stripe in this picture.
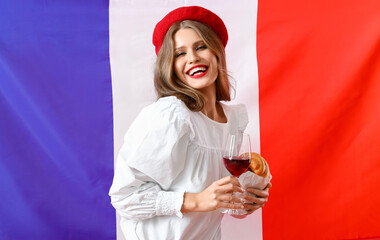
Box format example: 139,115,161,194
109,1,261,239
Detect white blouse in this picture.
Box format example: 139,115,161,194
109,96,248,240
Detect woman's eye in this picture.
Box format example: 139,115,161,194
196,45,207,51
175,52,185,57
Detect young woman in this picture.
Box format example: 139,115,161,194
109,6,271,239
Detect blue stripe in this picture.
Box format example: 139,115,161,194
0,1,115,239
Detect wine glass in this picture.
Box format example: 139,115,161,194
223,132,251,177
221,132,251,215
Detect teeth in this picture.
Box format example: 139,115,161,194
188,67,207,76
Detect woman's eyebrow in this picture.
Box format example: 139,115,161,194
193,40,205,46
175,40,205,51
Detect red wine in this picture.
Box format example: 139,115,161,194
223,156,250,177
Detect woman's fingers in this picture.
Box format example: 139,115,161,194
205,193,244,210
217,183,244,194
215,176,244,193
244,196,267,205
201,179,274,213
246,187,269,198
219,193,244,203
243,203,263,212
216,176,241,187
219,200,245,210
196,177,272,212
196,176,246,211
243,190,269,205
212,190,245,210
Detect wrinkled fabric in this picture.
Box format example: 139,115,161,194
109,96,248,240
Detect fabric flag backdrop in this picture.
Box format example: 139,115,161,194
258,0,380,239
1,0,380,240
109,0,262,239
0,1,115,239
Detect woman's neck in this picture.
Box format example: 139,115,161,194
201,88,227,123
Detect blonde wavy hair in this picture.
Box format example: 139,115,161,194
154,20,232,111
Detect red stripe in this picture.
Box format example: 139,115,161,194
257,0,380,239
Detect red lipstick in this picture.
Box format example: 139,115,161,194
186,65,208,78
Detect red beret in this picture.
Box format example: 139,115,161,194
152,6,228,55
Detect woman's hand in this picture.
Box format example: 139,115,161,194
241,182,272,215
181,176,245,213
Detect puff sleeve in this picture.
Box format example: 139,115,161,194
230,104,248,133
109,98,192,221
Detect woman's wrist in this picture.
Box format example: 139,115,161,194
181,192,199,213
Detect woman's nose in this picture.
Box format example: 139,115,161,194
187,50,200,64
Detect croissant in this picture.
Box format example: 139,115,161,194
248,152,270,178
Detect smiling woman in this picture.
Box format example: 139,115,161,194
109,6,271,240
154,19,230,112
173,28,219,97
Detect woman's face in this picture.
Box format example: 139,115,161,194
173,28,218,93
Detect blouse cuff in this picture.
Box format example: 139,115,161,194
156,191,184,218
